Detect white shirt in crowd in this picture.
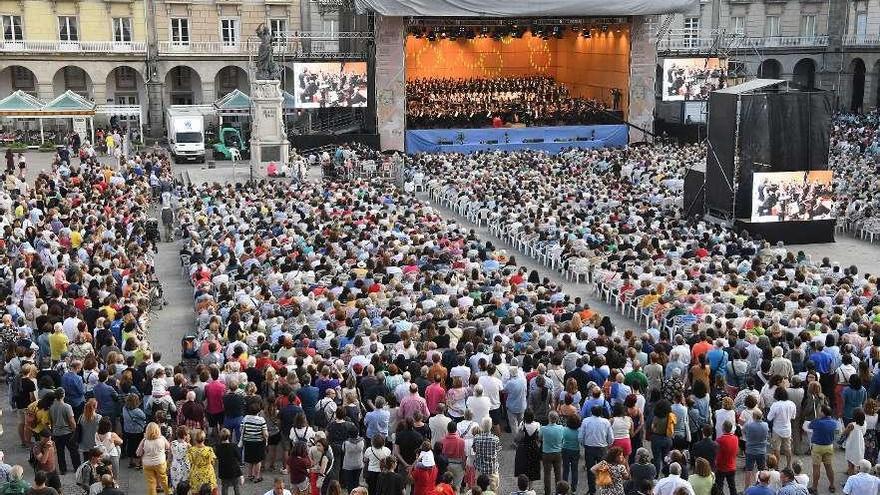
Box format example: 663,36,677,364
767,399,797,438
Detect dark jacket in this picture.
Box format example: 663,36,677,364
213,442,243,480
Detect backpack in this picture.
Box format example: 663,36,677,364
312,401,332,429
0,482,27,495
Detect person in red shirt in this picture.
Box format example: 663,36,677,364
691,334,713,364
715,420,739,495
440,422,465,488
204,367,227,439
431,472,456,495
410,442,439,495
425,375,446,416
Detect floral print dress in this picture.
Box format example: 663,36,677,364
169,440,191,489
187,445,217,491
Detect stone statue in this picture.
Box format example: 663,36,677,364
255,23,280,80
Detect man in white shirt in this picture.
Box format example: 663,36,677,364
478,366,503,434
766,387,796,468
843,460,880,495
653,463,695,495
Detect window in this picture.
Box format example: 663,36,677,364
683,16,700,48
801,15,816,38
856,13,868,37
2,15,22,42
170,18,189,45
730,16,745,36
321,18,338,34
220,18,238,46
171,68,191,91
218,66,239,93
765,16,780,38
63,67,86,91
270,18,286,42
58,16,78,42
12,67,34,91
115,66,136,89
113,17,132,43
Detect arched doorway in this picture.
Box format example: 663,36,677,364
214,66,249,100
792,58,816,89
757,59,782,79
105,66,145,106
851,58,866,113
164,66,203,105
52,66,93,99
0,65,37,96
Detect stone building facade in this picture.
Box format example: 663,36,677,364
658,0,880,112
0,0,367,136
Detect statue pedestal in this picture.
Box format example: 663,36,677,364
249,79,289,178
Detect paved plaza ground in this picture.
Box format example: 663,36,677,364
0,151,870,494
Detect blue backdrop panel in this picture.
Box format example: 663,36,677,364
404,125,628,154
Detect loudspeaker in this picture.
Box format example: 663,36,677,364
705,83,832,220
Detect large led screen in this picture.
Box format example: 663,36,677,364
293,62,368,108
751,171,835,223
662,58,728,101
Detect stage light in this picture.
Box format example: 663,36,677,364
427,30,436,41
582,29,591,39
601,24,609,32
480,26,490,38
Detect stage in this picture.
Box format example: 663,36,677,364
404,124,628,154
734,219,836,245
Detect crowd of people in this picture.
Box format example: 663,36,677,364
3,111,880,495
831,113,880,237
0,136,177,494
406,77,615,129
416,140,880,495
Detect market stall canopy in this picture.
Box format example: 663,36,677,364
355,0,697,16
42,90,96,117
214,89,252,116
0,90,45,117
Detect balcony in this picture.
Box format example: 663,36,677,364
0,40,146,53
843,34,880,46
657,33,828,53
0,40,147,54
158,34,366,56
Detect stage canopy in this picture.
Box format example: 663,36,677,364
355,0,697,16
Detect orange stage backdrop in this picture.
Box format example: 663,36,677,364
405,28,631,116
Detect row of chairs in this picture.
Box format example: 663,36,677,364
425,180,701,337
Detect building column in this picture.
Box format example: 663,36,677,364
93,82,108,106
202,80,215,104
374,15,406,151
146,81,165,137
37,83,55,101
628,15,657,142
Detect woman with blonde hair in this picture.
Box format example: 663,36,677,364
714,397,736,440
77,398,102,458
137,422,171,495
187,429,218,492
